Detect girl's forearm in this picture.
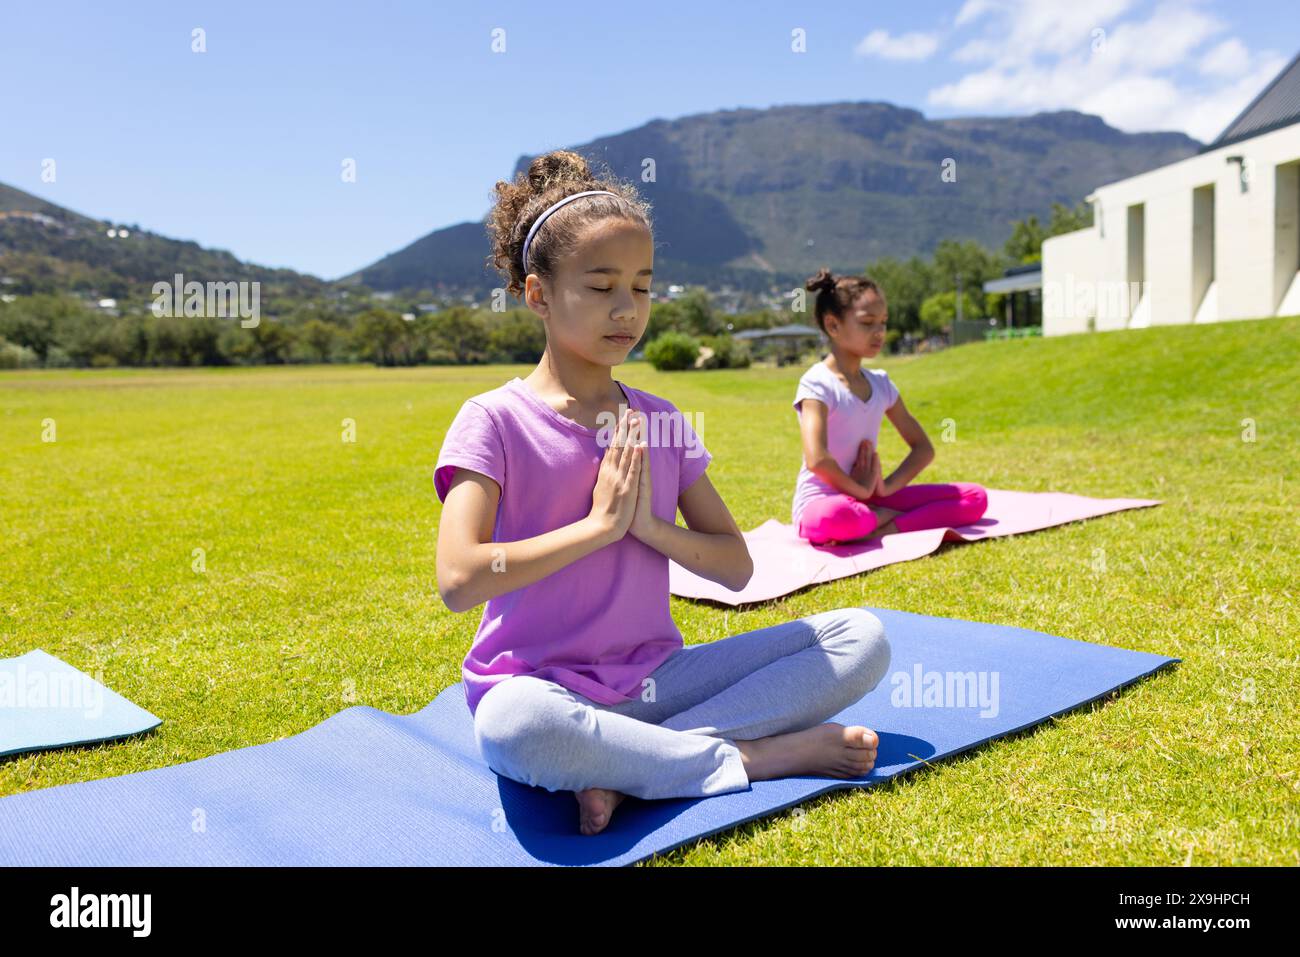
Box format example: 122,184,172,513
884,443,935,491
440,516,617,613
808,455,876,500
638,518,753,592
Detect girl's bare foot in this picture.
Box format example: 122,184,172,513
865,506,902,540
575,787,626,835
735,723,880,782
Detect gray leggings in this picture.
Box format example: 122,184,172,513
473,607,891,801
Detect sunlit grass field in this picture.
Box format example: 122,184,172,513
2,315,1297,865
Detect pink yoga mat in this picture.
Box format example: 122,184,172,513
669,489,1161,605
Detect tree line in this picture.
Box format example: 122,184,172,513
0,202,1089,370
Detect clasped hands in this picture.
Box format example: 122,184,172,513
589,408,660,546
851,439,902,501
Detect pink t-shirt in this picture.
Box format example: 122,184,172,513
434,376,712,718
790,360,899,526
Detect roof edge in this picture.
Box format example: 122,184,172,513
1203,49,1300,151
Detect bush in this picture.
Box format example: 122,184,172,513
44,345,76,368
0,338,39,369
644,331,700,371
698,335,751,369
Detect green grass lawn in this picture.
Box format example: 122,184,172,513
2,315,1297,865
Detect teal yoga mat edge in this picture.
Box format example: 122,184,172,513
0,724,165,762
0,649,164,760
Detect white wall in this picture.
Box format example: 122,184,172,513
1041,227,1099,335
1042,122,1300,335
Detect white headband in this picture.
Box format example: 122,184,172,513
520,190,620,274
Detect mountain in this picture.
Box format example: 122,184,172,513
346,102,1201,296
2,102,1202,304
0,183,328,300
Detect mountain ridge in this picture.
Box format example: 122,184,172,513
1,101,1201,299
347,101,1200,294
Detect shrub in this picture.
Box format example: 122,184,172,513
0,338,39,369
44,346,76,368
644,331,700,371
699,335,751,369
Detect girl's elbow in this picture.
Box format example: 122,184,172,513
728,541,754,591
438,581,465,614
437,565,473,613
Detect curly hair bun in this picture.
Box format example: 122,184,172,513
525,150,592,193
804,267,837,293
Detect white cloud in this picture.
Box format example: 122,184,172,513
855,29,940,62
954,0,1003,28
1200,37,1250,77
1099,3,1224,71
926,0,1287,141
952,37,1001,64
956,0,1137,65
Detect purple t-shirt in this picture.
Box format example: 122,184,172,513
434,376,712,718
790,360,899,526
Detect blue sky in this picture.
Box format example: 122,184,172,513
2,0,1295,279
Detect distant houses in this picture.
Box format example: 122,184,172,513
0,210,79,238
0,210,59,227
732,322,822,364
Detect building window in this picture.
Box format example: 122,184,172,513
1275,160,1300,314
1126,203,1148,327
1192,184,1215,322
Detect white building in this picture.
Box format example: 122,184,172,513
1042,52,1300,335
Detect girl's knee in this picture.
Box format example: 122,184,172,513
802,499,875,543
958,484,989,521
473,680,524,769
474,677,587,773
838,608,891,691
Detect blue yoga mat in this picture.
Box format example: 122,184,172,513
1,649,162,759
0,608,1177,866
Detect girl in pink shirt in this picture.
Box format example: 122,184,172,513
434,151,891,835
791,269,989,546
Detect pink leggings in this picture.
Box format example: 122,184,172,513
797,482,989,544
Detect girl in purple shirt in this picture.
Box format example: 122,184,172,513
434,150,892,835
